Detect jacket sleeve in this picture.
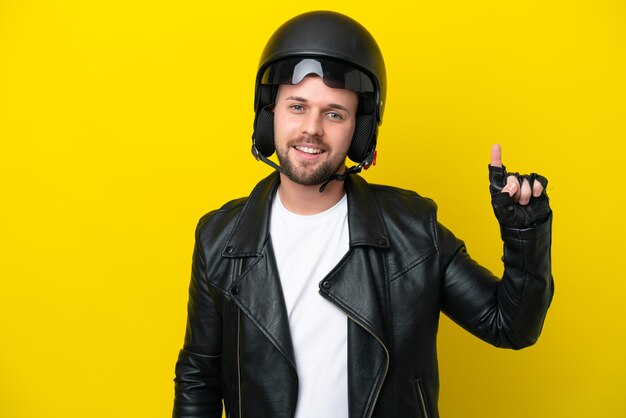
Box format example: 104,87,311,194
439,217,554,349
173,226,224,418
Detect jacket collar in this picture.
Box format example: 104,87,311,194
223,171,390,258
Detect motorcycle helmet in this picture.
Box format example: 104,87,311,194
252,11,386,167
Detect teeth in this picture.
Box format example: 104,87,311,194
295,145,323,154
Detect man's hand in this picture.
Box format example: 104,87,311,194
488,144,551,228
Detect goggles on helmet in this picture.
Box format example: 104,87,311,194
260,58,374,94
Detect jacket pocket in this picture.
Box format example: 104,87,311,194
414,378,431,418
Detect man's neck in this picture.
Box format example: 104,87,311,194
277,173,346,215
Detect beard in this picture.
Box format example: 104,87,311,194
276,138,347,186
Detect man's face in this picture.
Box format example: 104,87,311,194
273,75,358,186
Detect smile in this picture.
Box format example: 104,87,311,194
294,145,324,155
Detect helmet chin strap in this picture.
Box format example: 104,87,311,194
318,149,377,192
252,144,377,193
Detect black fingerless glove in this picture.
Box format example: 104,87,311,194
488,164,552,229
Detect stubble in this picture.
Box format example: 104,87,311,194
276,137,346,186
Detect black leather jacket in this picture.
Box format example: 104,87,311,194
173,172,553,418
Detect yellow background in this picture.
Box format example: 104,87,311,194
1,1,624,417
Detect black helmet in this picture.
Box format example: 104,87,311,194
252,11,386,165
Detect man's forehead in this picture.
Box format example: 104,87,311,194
277,76,359,107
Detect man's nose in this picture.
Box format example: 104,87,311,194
301,112,324,137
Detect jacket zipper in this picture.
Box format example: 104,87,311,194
415,378,430,418
236,259,243,418
327,306,389,418
237,309,242,418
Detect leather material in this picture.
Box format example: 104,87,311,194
488,164,552,228
173,172,554,418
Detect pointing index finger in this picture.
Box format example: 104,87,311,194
491,144,503,167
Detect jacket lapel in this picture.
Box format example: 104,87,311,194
323,175,392,417
339,174,390,345
222,172,297,369
232,240,297,370
320,247,388,347
318,246,390,417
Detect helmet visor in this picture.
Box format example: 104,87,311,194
261,58,374,93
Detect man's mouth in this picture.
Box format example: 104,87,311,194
293,145,324,155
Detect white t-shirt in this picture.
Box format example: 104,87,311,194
270,192,350,418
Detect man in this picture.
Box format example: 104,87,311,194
173,11,553,418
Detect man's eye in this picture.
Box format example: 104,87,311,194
290,104,304,111
327,112,343,120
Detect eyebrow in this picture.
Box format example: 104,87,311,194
284,96,351,113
